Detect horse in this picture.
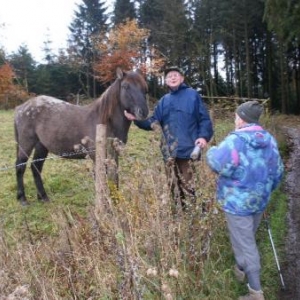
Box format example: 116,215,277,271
14,68,149,206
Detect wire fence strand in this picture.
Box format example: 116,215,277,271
0,148,96,172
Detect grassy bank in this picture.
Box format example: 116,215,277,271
0,109,287,299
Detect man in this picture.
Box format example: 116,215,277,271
125,66,213,211
206,101,284,300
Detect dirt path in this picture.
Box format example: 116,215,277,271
279,126,300,299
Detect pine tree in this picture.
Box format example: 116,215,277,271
113,0,136,26
68,0,109,98
139,0,189,65
264,0,300,113
264,0,300,43
8,45,36,93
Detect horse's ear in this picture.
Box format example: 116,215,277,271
136,68,145,77
116,67,124,80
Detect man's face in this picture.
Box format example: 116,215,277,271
165,71,184,89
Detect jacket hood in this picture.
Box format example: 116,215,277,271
235,124,270,149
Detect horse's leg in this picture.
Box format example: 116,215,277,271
31,142,49,202
16,155,30,206
15,130,38,205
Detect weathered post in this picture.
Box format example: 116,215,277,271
106,138,119,187
94,124,109,215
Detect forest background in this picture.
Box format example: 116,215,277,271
0,0,300,114
0,0,298,298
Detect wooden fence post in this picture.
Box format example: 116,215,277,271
94,124,110,216
106,138,119,188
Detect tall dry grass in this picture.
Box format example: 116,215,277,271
0,109,285,299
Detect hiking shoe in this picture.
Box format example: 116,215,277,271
234,265,245,282
238,284,265,300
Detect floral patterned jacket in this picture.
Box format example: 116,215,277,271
206,124,284,216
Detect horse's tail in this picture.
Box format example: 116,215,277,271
14,109,20,155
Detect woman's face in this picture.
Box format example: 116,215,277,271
235,113,244,129
165,71,184,89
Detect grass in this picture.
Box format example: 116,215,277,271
0,109,288,299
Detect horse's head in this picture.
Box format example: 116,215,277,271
116,68,149,120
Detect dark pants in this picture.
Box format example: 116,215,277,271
165,158,195,210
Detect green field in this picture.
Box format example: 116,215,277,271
0,109,287,299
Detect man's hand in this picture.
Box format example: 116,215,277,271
195,138,207,148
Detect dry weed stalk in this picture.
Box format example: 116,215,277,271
111,150,217,298
0,125,220,299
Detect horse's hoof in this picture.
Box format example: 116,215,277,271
37,194,50,203
19,200,30,206
39,197,51,203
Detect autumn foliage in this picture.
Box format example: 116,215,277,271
0,63,15,94
0,63,28,108
93,19,165,83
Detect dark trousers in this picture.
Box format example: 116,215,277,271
165,158,196,210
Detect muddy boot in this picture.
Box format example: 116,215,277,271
238,284,264,300
234,265,245,282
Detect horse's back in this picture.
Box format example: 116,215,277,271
14,95,82,129
15,95,71,121
14,95,93,156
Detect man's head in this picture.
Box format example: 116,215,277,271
164,66,184,89
235,101,263,128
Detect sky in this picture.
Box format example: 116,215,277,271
0,0,112,63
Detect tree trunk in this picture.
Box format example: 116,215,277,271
279,42,288,113
266,31,275,109
233,28,239,96
244,21,252,98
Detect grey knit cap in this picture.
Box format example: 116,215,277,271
236,101,263,123
164,66,184,76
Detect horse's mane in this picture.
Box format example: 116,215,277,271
96,78,121,125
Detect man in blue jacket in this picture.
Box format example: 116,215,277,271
125,66,213,211
206,101,284,300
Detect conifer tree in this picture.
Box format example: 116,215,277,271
113,0,136,26
139,0,189,66
68,0,109,98
8,45,36,93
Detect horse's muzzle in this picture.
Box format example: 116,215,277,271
134,107,149,120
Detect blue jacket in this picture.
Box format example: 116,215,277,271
206,124,284,216
135,83,213,159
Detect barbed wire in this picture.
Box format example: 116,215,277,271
0,148,96,172
0,135,126,173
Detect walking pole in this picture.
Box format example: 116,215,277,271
263,213,286,290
